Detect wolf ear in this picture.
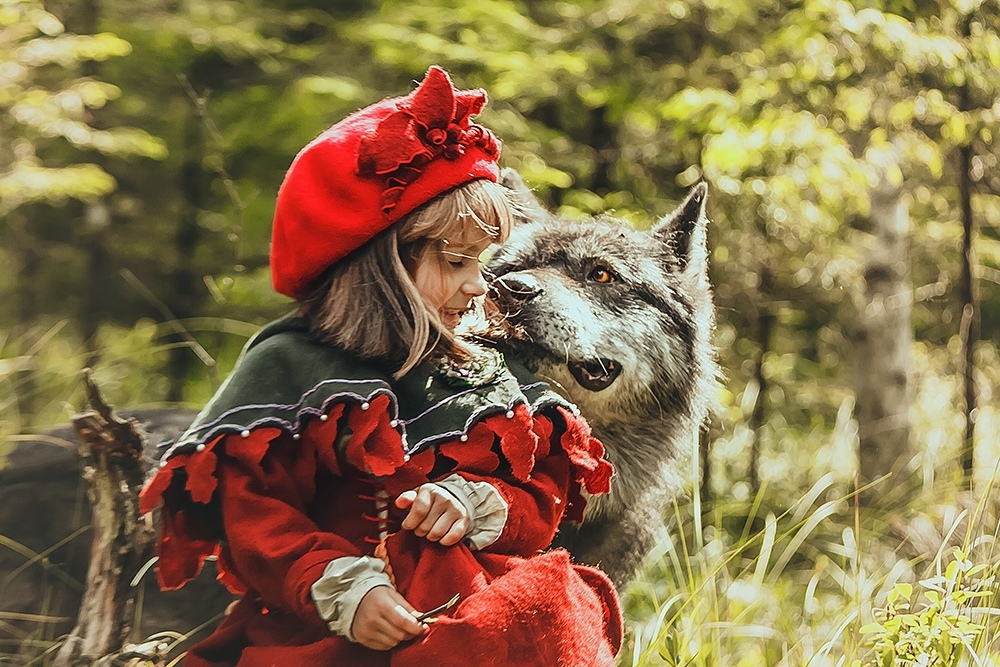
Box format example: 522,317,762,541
652,182,708,274
500,168,551,225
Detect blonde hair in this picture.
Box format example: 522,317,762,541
299,179,514,377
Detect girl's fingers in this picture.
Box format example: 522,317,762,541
425,511,464,543
438,516,469,546
399,484,470,541
353,586,425,650
391,603,427,636
400,486,434,530
395,490,417,509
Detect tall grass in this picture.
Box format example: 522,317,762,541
621,467,1000,666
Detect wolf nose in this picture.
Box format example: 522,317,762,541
493,275,542,307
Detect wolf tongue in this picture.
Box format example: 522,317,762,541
567,359,622,392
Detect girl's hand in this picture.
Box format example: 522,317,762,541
352,585,426,650
396,483,470,546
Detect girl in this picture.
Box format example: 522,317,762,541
140,66,621,667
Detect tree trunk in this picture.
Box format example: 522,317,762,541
166,104,207,401
959,142,977,483
958,14,977,483
855,171,913,486
748,265,774,496
52,372,157,667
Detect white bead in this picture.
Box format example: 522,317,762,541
390,419,399,428
554,496,562,504
159,459,168,467
241,429,251,438
361,402,370,411
460,434,469,442
320,414,328,421
292,433,301,440
196,443,206,452
506,410,514,419
403,454,411,462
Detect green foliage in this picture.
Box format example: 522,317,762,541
860,558,992,667
0,0,165,212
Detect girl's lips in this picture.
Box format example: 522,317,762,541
440,306,469,328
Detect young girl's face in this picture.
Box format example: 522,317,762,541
412,228,493,331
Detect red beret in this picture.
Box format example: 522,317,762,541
270,66,502,298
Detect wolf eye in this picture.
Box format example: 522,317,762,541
588,266,616,283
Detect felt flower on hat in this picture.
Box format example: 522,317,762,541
357,66,500,214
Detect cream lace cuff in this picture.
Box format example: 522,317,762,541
434,473,509,550
310,555,394,641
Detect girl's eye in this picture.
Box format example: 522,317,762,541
588,266,616,283
448,259,465,268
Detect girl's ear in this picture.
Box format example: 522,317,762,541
652,182,709,275
500,168,551,226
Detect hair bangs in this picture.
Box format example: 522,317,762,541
401,179,513,249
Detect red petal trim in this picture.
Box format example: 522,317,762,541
216,545,249,595
531,414,554,459
556,407,615,496
354,66,497,216
139,454,185,514
345,395,405,476
309,402,346,476
184,435,224,504
157,508,216,590
226,428,283,486
564,479,587,523
438,420,499,475
484,404,538,482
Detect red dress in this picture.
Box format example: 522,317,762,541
140,320,621,666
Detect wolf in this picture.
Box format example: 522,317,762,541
491,170,719,589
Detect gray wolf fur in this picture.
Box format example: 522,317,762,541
492,170,719,589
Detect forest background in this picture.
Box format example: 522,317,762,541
3,0,1000,664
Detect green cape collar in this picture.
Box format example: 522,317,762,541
163,317,574,460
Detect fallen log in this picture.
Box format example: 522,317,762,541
52,371,158,667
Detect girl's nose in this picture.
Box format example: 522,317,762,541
463,270,488,297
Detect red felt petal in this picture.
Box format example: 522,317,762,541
489,404,538,482
185,449,218,504
531,414,554,460
584,443,614,495
311,402,346,476
157,509,216,590
452,89,486,123
139,455,185,514
225,428,283,485
439,421,499,475
564,481,587,523
406,66,456,129
345,395,404,477
216,545,249,595
358,112,430,175
181,435,224,504
556,408,615,497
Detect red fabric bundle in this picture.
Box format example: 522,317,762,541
387,532,622,667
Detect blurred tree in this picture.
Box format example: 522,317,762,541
856,164,913,483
